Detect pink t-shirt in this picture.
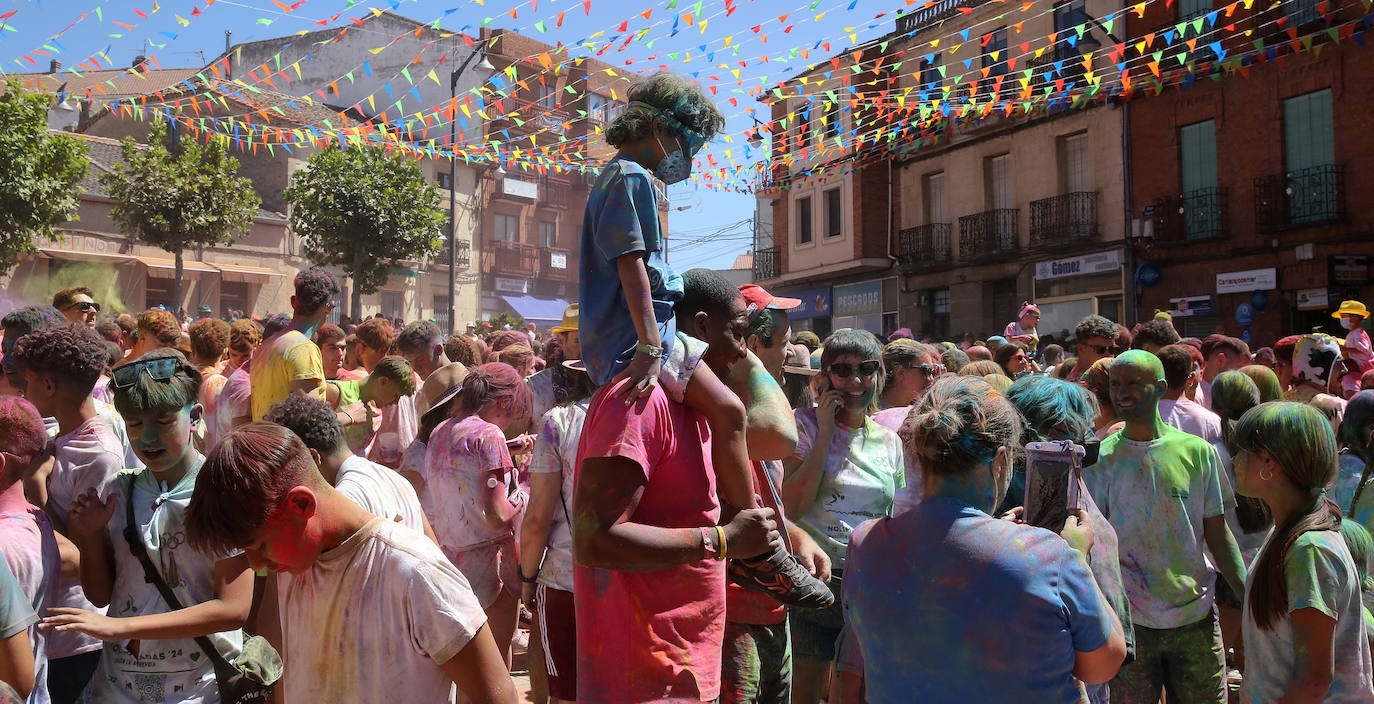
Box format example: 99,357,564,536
573,381,725,703
422,414,516,555
1159,398,1222,445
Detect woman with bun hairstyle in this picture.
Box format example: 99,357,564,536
843,375,1126,702
422,363,531,669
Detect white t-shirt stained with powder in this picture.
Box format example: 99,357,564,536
275,518,488,703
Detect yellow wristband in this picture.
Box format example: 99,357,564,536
714,525,727,561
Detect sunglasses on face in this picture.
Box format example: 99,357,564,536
112,357,180,389
829,361,881,379
1012,353,1030,362
65,301,100,314
913,363,946,378
1081,343,1110,356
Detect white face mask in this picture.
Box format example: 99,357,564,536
1341,317,1357,331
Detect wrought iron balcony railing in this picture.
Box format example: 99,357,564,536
753,246,780,280
485,240,538,278
1254,163,1345,233
958,209,1019,261
897,223,953,271
539,247,574,281
435,238,472,271
1152,187,1229,243
1030,191,1099,246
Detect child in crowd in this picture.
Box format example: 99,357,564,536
324,356,416,452
41,350,253,703
578,70,824,605
184,423,515,704
1232,402,1374,701
422,364,530,668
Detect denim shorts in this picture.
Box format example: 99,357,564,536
788,574,845,662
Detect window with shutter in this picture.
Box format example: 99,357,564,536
797,196,813,245
1284,89,1336,224
1179,120,1220,238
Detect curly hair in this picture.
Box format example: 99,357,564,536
1074,314,1119,344
188,319,231,362
1,305,62,339
605,71,726,148
397,321,443,355
112,349,203,418
264,393,346,456
52,286,94,311
137,309,182,347
1132,320,1181,351
229,319,263,353
355,318,395,353
12,322,109,394
445,334,480,367
293,266,339,315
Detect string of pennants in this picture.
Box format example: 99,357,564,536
9,0,1374,192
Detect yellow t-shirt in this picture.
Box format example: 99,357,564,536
249,330,324,420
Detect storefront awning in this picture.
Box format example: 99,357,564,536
214,262,287,283
39,247,135,263
498,294,569,323
135,255,219,278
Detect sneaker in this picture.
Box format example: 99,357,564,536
728,544,834,609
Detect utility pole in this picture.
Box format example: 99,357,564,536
447,45,494,334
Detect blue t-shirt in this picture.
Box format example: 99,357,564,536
844,496,1114,704
578,156,683,386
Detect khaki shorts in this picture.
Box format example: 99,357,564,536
450,537,520,609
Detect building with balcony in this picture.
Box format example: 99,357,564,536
1127,0,1374,343
472,29,633,328
889,0,1129,341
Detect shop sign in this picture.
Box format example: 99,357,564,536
1170,295,1213,318
494,277,528,294
1235,303,1254,327
1331,256,1370,285
1034,250,1122,281
1216,268,1276,294
1297,288,1329,311
502,178,538,199
36,234,125,256
832,280,882,318
549,252,567,270
783,286,832,320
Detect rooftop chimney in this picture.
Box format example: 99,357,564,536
48,59,61,74
133,55,147,71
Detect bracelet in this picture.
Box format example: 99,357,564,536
700,526,718,560
714,525,727,561
636,341,667,359
518,567,539,584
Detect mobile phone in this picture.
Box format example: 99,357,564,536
1023,441,1083,533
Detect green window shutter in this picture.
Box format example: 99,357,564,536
1285,89,1333,173
1180,120,1217,194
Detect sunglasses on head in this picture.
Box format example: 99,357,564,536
1082,343,1110,356
829,360,881,379
65,301,100,314
111,357,180,389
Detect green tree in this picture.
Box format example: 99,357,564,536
485,312,525,331
0,81,88,278
100,121,261,310
284,144,446,319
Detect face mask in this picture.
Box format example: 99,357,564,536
1342,317,1357,330
653,132,691,185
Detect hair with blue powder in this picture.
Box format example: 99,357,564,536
1007,375,1098,443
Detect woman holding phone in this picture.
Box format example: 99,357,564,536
421,362,530,669
782,329,905,704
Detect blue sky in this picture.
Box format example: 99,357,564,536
5,0,907,272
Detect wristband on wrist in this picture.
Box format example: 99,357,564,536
714,525,727,560
518,567,539,584
700,526,719,560
636,341,667,359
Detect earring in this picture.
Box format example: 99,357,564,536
1259,469,1275,481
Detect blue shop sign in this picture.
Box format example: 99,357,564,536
781,286,832,320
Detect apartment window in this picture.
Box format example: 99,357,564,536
538,84,559,110
933,288,950,314
1283,89,1336,224
437,172,453,190
986,154,1012,210
821,101,841,142
1283,0,1321,25
1059,132,1092,193
1054,1,1089,61
796,196,813,245
589,92,621,123
919,55,942,93
1178,0,1212,19
1179,120,1220,239
494,213,520,242
824,188,843,239
923,172,946,223
539,220,557,248
982,29,1008,77
432,293,450,332
381,291,403,321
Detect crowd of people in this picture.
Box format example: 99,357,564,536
1,68,1373,704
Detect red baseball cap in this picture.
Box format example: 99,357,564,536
738,284,801,318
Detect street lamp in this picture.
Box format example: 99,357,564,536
448,45,495,334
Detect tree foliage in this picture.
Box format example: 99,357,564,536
100,121,261,308
0,81,89,277
284,144,446,319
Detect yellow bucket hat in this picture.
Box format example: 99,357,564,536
551,304,579,334
1332,300,1370,320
